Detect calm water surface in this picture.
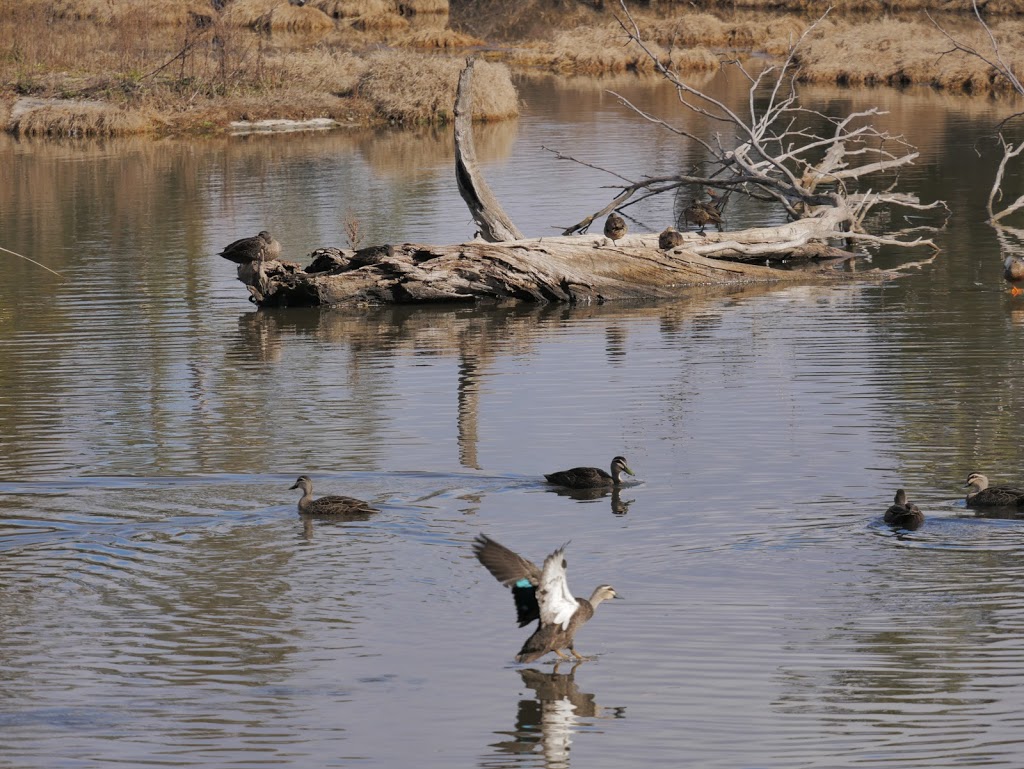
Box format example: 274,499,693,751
2,71,1024,768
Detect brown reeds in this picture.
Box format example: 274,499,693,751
310,0,392,18
398,0,450,14
11,103,155,137
45,0,212,25
357,52,518,124
395,29,485,49
513,24,718,76
223,0,336,32
796,17,1024,94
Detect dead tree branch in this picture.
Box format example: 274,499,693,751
553,1,944,254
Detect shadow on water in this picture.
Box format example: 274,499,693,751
488,664,625,769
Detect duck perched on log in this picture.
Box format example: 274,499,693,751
964,472,1024,509
658,226,684,250
603,212,626,245
544,456,634,489
472,534,621,663
883,488,924,530
1004,255,1024,296
289,475,378,516
218,230,281,264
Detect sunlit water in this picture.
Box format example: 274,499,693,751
2,69,1024,768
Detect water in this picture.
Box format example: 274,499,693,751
2,70,1024,768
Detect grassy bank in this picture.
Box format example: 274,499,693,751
2,0,1023,138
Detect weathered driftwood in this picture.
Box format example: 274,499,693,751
454,58,523,242
233,212,913,308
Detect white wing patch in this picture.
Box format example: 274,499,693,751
537,546,577,629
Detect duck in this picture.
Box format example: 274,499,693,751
472,534,621,663
684,192,724,235
658,226,684,250
289,475,378,516
1004,255,1024,296
603,212,626,245
964,472,1024,509
544,456,634,489
883,488,924,530
218,230,281,264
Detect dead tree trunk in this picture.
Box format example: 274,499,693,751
454,58,523,242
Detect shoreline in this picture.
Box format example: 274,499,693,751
2,1,1021,139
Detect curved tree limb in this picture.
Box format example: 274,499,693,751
453,58,523,242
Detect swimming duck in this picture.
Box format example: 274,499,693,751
289,475,378,516
472,534,621,663
1004,255,1024,296
658,226,684,250
603,212,626,245
544,456,634,489
964,472,1024,509
883,488,924,530
218,230,281,264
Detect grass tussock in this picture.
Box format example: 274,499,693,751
353,12,411,31
640,12,809,56
395,29,485,49
647,0,1024,11
310,0,391,18
224,0,336,32
513,24,719,76
357,52,518,124
45,0,212,25
795,17,1024,94
398,0,450,14
11,103,155,137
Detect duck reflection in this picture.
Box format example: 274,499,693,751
489,664,625,768
546,486,633,516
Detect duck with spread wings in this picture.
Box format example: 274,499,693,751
472,534,620,663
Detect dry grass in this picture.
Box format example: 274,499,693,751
395,29,485,49
640,12,809,56
224,0,336,32
513,23,719,76
10,102,155,137
357,52,518,124
398,0,449,14
648,0,1024,11
353,12,411,31
310,0,391,18
45,0,212,25
795,17,1024,93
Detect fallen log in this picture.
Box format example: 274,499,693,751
233,220,919,308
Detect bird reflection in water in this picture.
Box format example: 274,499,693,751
546,486,633,516
488,664,625,768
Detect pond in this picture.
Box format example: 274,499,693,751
1,71,1024,768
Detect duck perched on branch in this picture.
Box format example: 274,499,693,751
544,456,634,489
684,191,724,235
964,473,1024,509
883,488,924,530
218,230,281,264
472,534,621,663
289,475,378,516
